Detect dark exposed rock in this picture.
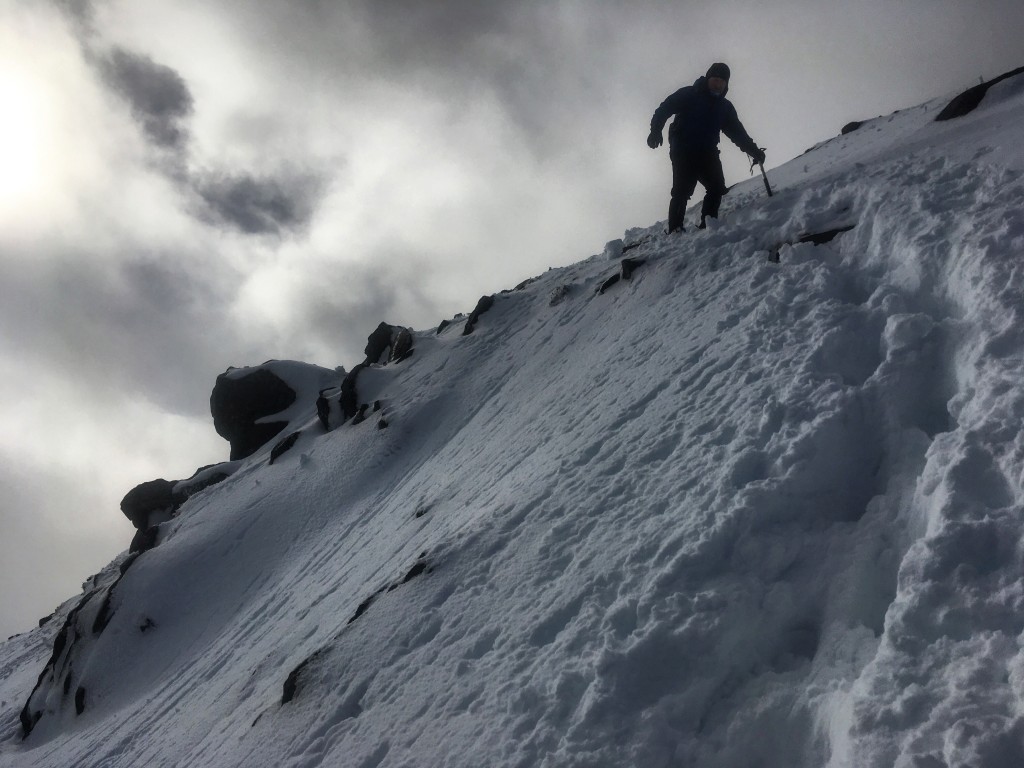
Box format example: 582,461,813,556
269,432,301,465
364,323,415,365
436,319,451,334
21,588,100,737
317,388,333,431
342,324,412,424
549,285,571,306
936,66,1024,121
215,418,290,461
129,526,160,554
92,595,113,635
118,552,141,577
279,559,432,706
462,295,495,335
513,276,539,291
348,594,377,625
140,618,156,632
352,404,369,426
620,257,645,280
936,83,990,121
351,557,432,621
211,367,296,461
340,364,365,421
400,561,428,585
391,328,414,363
282,656,314,704
797,225,856,245
364,322,395,364
20,706,39,738
377,418,388,430
598,257,646,294
97,553,145,634
120,478,177,530
841,120,864,135
768,224,857,263
75,687,85,715
22,550,155,736
121,467,232,545
597,273,621,294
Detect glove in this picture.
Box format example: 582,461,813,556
750,147,766,165
647,129,663,149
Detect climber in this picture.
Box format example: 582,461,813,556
647,62,765,233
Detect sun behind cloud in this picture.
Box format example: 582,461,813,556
0,66,48,210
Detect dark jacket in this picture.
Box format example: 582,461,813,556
651,76,758,155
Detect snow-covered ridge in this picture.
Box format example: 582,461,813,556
2,70,1024,767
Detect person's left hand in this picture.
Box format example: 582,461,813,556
751,147,766,165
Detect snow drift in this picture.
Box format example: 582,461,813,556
2,70,1024,768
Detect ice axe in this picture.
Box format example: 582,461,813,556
750,150,773,197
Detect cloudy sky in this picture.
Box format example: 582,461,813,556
1,0,1022,638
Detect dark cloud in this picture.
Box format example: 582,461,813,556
52,2,329,237
0,248,251,417
193,170,328,237
90,47,329,236
53,2,194,158
96,46,194,153
50,0,98,37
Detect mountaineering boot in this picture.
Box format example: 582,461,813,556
667,197,687,235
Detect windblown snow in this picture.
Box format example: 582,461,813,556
3,73,1024,768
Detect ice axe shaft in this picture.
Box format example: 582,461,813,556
756,162,773,197
749,152,773,197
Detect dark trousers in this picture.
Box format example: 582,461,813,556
668,148,728,232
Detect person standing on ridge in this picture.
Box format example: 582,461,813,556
647,62,765,233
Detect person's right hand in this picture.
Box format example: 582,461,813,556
647,130,663,149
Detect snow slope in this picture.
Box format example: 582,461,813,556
2,73,1024,767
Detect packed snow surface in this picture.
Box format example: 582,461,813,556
2,75,1024,767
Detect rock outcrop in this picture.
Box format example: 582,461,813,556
210,361,340,459
597,258,646,294
120,478,178,530
210,367,297,461
333,324,414,426
363,322,414,365
935,65,1024,121
462,295,495,335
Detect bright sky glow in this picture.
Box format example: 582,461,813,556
0,67,47,210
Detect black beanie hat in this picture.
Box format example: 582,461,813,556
706,62,731,81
